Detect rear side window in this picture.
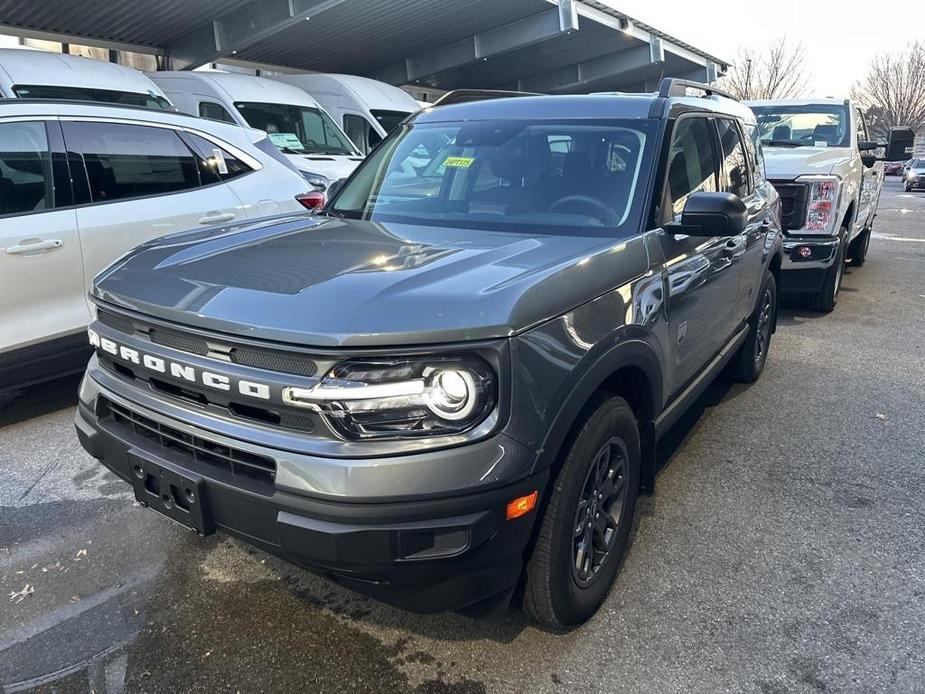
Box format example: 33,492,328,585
0,121,54,216
181,132,252,183
199,102,236,124
13,84,171,110
664,117,719,221
64,122,200,203
716,119,750,197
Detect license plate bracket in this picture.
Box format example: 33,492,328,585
128,450,213,535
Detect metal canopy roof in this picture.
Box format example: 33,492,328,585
0,0,727,93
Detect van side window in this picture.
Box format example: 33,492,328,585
343,114,372,153
742,123,766,185
182,133,252,184
0,121,54,216
64,122,200,203
664,117,719,221
716,119,750,197
199,102,236,124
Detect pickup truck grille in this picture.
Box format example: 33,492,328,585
769,181,809,233
99,396,276,488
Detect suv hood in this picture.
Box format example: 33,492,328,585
91,215,648,347
285,153,362,181
762,145,852,181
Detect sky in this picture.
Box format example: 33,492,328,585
606,1,925,97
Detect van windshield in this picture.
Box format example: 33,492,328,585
234,102,357,156
12,84,172,110
751,104,850,148
329,118,656,235
371,109,413,135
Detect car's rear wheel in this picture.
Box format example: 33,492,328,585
522,394,640,630
732,271,777,383
848,228,871,267
806,228,846,313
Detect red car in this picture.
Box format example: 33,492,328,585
884,160,904,175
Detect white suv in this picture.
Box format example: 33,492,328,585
0,100,313,396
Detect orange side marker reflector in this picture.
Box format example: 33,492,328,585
506,491,538,520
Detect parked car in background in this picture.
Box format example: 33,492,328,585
0,100,312,397
271,73,420,154
905,159,925,191
0,47,172,109
75,80,783,630
883,160,904,176
747,98,885,312
149,70,363,190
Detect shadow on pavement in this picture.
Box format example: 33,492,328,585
0,374,82,428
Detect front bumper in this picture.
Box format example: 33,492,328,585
75,373,548,615
780,236,841,293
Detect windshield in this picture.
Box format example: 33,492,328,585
234,102,357,155
13,84,172,110
371,109,412,135
752,104,850,148
330,119,656,235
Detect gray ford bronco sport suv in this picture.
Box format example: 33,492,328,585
76,79,783,629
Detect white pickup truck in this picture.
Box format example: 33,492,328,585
746,98,884,312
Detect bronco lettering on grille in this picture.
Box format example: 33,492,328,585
88,328,271,400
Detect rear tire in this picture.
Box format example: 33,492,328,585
522,394,640,630
732,272,776,383
848,228,870,267
806,228,846,313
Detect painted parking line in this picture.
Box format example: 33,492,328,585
871,234,925,243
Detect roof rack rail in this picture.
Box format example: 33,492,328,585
0,97,179,114
657,78,738,101
430,89,540,108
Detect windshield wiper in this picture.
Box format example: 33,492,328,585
762,140,803,148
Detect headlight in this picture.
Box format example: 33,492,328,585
797,175,841,234
300,171,329,191
283,356,496,439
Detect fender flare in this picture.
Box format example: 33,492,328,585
533,336,664,488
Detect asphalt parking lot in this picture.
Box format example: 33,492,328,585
2,177,923,694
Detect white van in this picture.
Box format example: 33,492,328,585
149,70,363,187
272,74,419,154
0,47,172,109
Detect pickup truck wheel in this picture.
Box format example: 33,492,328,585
732,272,777,383
848,228,871,267
522,394,640,630
806,228,846,313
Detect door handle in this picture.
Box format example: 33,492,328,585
198,212,236,225
723,237,746,258
4,238,64,255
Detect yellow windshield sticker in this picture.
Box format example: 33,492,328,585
443,156,474,168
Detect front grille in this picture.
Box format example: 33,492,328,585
770,181,809,233
100,396,276,487
97,308,317,377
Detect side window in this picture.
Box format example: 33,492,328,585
664,117,719,221
855,109,868,144
343,114,369,153
65,122,200,203
716,119,750,197
182,132,252,184
742,123,766,185
0,121,54,216
199,102,236,124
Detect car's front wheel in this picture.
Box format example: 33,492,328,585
732,271,777,383
806,228,847,313
522,394,640,630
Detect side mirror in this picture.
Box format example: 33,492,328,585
861,153,877,168
858,140,880,152
884,127,916,162
327,177,347,200
667,192,748,236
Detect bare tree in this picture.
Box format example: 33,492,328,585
852,42,925,139
721,38,810,100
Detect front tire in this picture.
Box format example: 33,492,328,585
806,228,846,313
732,271,777,383
522,395,640,630
848,228,871,267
